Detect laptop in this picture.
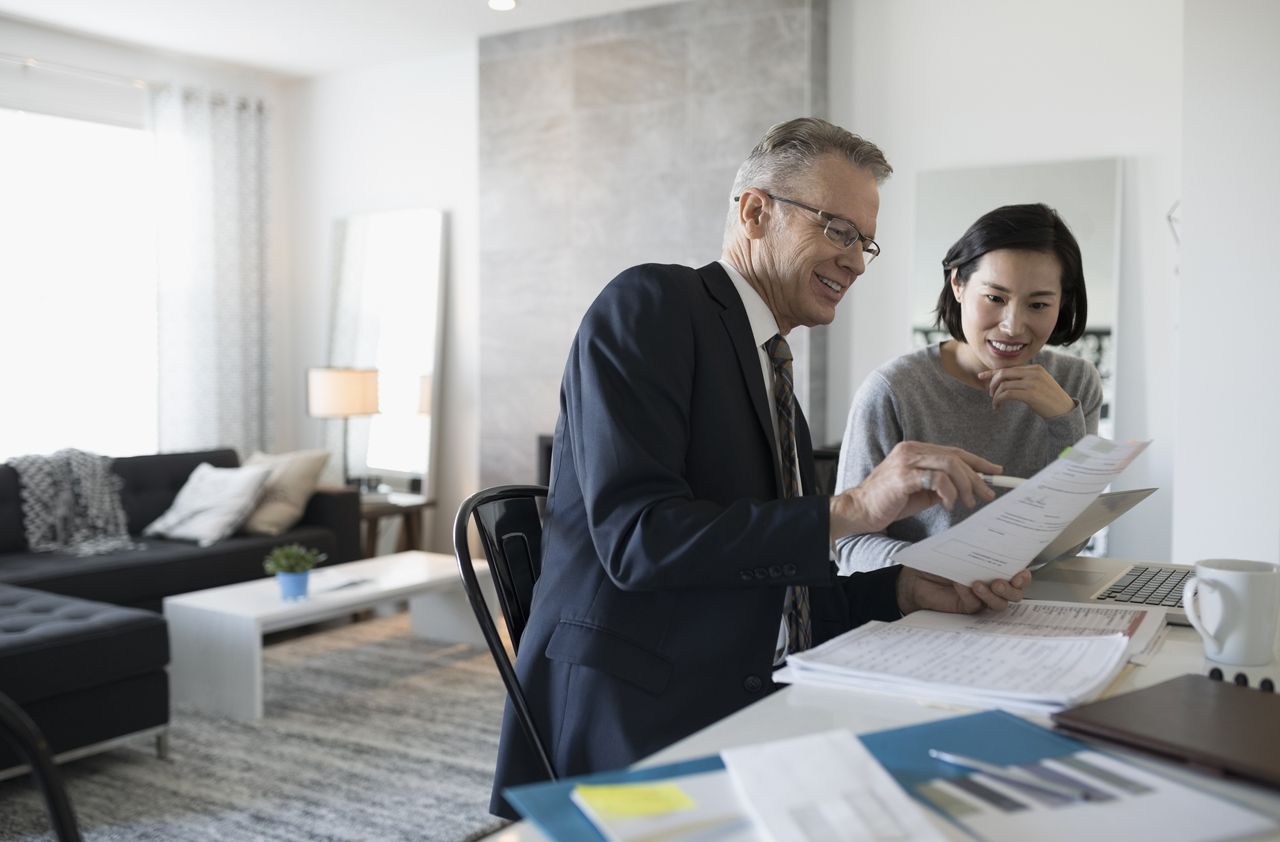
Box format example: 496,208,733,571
1026,555,1192,625
1023,488,1193,625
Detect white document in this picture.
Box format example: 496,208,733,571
894,435,1150,586
1127,623,1171,667
780,621,1129,715
898,600,1165,663
927,748,1275,842
721,730,946,842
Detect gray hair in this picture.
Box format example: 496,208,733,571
724,117,892,241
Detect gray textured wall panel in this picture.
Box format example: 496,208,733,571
479,0,828,486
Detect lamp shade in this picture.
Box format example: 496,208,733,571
307,368,379,418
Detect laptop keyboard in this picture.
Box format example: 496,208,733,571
1098,565,1190,608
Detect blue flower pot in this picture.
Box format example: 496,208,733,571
277,571,310,601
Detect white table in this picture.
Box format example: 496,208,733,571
163,551,496,721
492,625,1280,841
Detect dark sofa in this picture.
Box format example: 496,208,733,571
0,448,360,774
0,585,169,772
0,448,360,612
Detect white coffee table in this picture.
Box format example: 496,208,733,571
163,551,498,721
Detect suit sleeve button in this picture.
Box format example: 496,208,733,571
783,563,798,575
743,675,763,692
768,565,781,577
740,570,754,581
754,567,768,579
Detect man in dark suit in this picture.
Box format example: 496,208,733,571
491,118,1030,816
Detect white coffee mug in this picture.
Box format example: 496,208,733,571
1181,559,1280,666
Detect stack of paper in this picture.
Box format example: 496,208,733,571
777,600,1159,714
899,600,1165,663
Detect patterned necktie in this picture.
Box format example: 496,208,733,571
764,333,812,653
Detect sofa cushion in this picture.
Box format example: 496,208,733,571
0,527,339,609
242,449,330,536
0,584,168,705
143,462,271,546
114,449,240,535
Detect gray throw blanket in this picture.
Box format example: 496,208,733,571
8,449,141,556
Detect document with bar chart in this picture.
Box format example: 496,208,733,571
859,710,1273,842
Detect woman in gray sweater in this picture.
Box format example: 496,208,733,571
835,203,1102,573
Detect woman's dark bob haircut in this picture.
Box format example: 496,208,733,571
935,203,1087,346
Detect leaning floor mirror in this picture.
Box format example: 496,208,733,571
913,159,1121,550
329,208,446,501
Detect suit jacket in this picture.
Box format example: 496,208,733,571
491,262,902,816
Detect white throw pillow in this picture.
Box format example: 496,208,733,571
241,449,330,536
143,463,271,547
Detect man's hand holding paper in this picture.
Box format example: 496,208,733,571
897,567,1032,615
829,440,1000,539
892,435,1151,587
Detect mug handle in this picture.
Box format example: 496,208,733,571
1182,576,1222,655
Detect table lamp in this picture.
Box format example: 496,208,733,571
407,373,433,495
307,367,379,486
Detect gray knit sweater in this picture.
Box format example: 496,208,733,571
834,343,1103,573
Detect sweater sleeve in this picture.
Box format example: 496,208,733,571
1079,360,1103,435
833,372,911,573
1042,356,1104,460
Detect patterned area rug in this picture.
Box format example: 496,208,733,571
0,613,512,841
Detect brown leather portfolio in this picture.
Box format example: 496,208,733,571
1051,674,1280,790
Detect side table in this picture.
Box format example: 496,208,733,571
360,493,435,559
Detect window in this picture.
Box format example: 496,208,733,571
0,107,159,460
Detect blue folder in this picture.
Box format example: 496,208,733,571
860,709,1089,792
504,711,1088,841
504,754,726,842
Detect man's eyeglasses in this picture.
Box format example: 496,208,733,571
733,193,881,262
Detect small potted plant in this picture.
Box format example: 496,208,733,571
263,544,327,601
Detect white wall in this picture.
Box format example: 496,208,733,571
287,52,479,552
1174,0,1280,562
827,0,1183,560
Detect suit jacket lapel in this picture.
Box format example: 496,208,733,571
697,262,785,499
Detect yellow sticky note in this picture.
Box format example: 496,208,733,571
573,782,696,817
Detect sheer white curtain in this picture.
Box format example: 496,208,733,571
150,85,271,456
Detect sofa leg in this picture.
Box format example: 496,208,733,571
155,730,170,760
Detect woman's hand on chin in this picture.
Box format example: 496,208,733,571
977,364,1075,418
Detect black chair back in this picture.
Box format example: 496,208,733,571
0,691,82,841
453,484,555,780
813,446,841,496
